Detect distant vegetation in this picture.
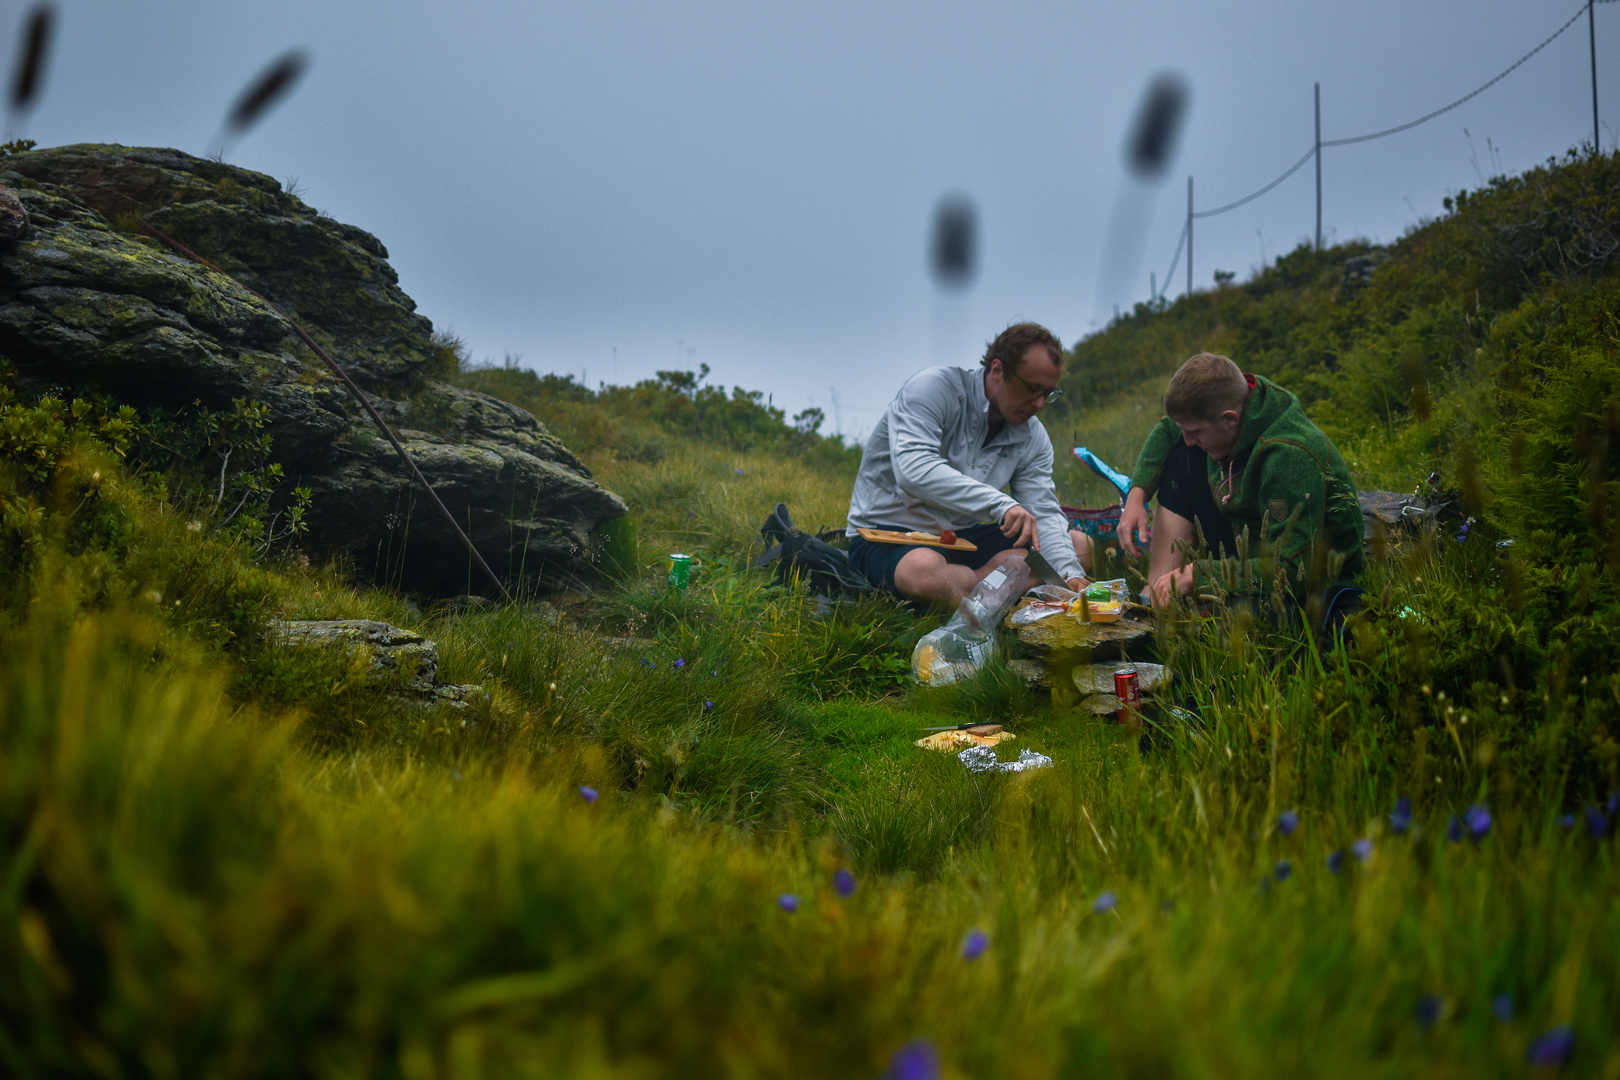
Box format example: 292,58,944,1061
2,149,1618,1076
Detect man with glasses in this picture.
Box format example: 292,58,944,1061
845,322,1092,607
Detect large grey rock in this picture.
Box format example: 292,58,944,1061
0,144,626,593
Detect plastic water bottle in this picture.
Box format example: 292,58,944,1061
958,556,1031,629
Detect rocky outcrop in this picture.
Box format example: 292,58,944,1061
0,144,626,593
271,619,483,708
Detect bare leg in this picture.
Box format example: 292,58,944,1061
1148,504,1194,599
1070,530,1094,578
893,547,1030,609
1027,530,1094,585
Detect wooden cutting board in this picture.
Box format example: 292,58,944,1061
856,528,978,551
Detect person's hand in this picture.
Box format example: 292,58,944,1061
1150,564,1195,607
1000,505,1039,550
1066,576,1089,593
1118,486,1150,559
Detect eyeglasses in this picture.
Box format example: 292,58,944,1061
1003,365,1064,403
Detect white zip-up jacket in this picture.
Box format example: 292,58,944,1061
845,365,1083,581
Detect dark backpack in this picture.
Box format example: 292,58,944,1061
753,503,874,596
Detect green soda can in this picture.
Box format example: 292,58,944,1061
667,553,691,590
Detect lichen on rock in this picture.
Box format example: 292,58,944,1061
0,143,626,593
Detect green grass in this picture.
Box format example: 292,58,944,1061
4,150,1620,1076
5,586,1617,1077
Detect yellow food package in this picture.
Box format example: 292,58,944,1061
1067,598,1124,623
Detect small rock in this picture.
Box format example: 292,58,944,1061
1006,658,1051,687
271,618,481,707
1077,694,1124,716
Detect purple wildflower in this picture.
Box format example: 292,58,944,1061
1352,838,1374,862
1415,994,1444,1029
777,893,799,913
1557,814,1576,830
674,658,685,669
1493,993,1514,1022
1584,805,1610,839
1277,809,1299,836
1608,791,1619,815
1524,1026,1575,1067
1092,891,1118,913
961,930,989,961
1275,859,1292,881
1326,849,1345,873
1390,796,1413,834
1446,815,1465,843
833,868,857,897
735,467,744,476
884,1039,940,1080
704,700,713,710
1465,803,1493,839
578,785,599,804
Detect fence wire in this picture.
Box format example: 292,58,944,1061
1181,0,1607,237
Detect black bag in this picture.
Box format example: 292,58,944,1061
753,503,874,596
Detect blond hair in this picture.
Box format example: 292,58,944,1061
1163,352,1248,422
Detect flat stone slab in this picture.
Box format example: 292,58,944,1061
1072,662,1166,695
1006,599,1154,655
1009,657,1169,707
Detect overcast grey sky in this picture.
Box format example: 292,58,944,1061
19,1,1619,440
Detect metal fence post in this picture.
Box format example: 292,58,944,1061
1315,83,1323,249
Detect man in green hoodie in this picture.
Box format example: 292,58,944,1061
1116,352,1364,611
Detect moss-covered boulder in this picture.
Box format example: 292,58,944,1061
0,144,625,593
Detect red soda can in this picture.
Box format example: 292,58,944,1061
1113,668,1142,727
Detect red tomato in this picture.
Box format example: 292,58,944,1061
940,530,958,546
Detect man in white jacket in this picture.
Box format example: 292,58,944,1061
845,322,1092,607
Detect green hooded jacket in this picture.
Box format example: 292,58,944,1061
1127,376,1364,595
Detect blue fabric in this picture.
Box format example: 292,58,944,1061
1073,447,1131,498
847,522,1017,595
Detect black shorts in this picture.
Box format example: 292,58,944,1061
847,522,1019,595
1156,442,1239,559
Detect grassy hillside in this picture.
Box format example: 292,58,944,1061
1047,148,1620,524
3,150,1619,1077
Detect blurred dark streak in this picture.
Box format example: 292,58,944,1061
1096,71,1190,316
931,194,978,290
226,50,310,134
1127,73,1190,181
9,3,54,116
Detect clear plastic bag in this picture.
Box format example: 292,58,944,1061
911,556,1030,683
910,623,993,685
1027,584,1080,604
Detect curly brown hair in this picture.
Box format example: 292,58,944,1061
980,322,1063,374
